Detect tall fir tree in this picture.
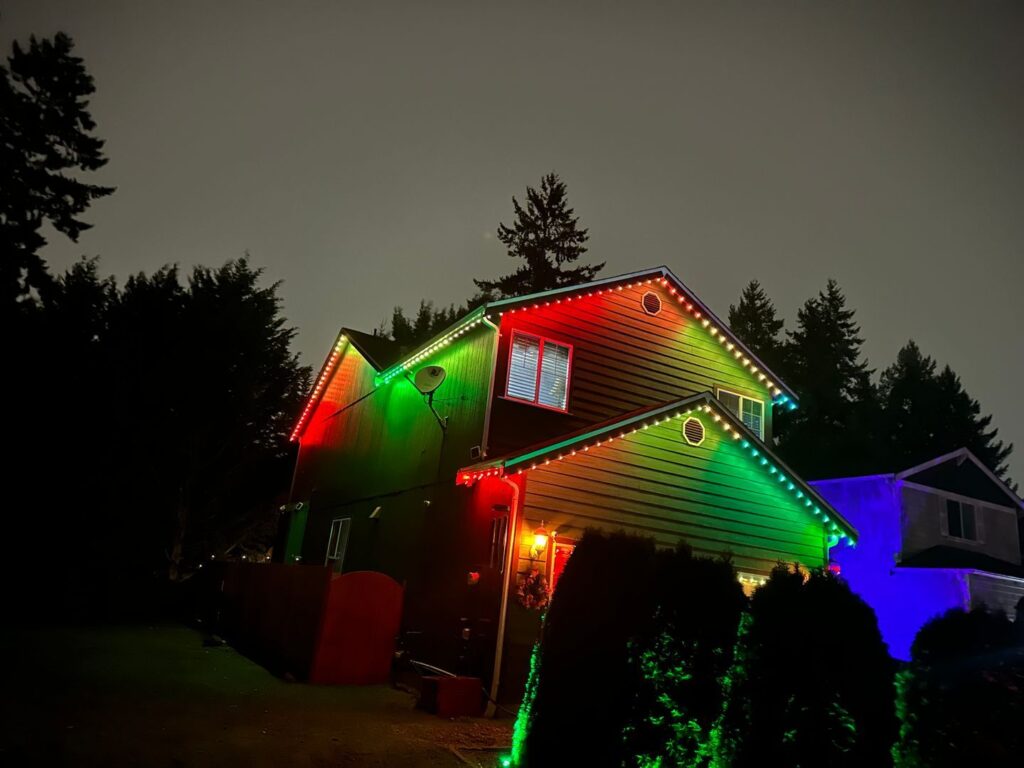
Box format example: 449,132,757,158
1,33,114,307
879,340,1012,482
475,172,602,299
728,280,785,374
776,279,879,478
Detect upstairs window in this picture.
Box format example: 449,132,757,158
507,331,572,411
945,499,977,541
717,388,764,439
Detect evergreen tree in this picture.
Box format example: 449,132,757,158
728,280,785,374
879,341,1013,482
1,33,114,307
776,280,879,478
475,172,602,298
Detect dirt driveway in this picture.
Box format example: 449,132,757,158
0,625,511,767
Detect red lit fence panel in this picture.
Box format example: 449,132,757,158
221,565,403,684
310,570,404,684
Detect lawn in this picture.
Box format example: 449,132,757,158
0,625,510,767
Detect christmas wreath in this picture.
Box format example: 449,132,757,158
516,567,550,611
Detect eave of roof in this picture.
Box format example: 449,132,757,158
343,327,405,371
292,265,800,441
899,545,1024,579
456,391,857,542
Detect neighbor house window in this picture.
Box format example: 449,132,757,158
945,499,977,541
717,388,764,439
506,331,572,411
325,517,351,566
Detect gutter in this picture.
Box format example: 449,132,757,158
486,475,521,717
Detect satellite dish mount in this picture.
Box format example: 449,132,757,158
411,365,448,431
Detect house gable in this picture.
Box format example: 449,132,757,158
896,448,1023,511
291,321,498,505
459,393,856,571
291,267,795,449
486,273,783,456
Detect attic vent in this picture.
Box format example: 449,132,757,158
641,291,662,316
682,417,705,446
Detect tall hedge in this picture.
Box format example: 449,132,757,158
714,565,896,768
623,544,746,767
514,531,658,766
512,532,744,767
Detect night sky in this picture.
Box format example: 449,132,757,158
5,1,1023,481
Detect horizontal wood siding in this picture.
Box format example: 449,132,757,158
294,326,496,508
489,281,773,457
968,572,1024,618
518,414,824,576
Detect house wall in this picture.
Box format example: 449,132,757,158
814,476,1022,660
967,571,1024,619
487,281,775,457
516,412,826,579
288,327,502,676
900,484,1021,565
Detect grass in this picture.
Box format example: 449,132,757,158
0,625,510,767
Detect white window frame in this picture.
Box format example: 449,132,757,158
505,330,573,413
944,498,978,542
325,517,351,566
716,387,765,440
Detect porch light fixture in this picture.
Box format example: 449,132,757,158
531,523,549,558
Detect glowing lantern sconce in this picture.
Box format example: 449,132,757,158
531,523,549,559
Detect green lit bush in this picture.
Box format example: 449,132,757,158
512,532,744,767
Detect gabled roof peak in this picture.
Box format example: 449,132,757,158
292,266,799,441
457,391,857,542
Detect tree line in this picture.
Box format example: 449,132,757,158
1,31,1013,616
728,280,1013,483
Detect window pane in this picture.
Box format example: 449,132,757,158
538,342,570,409
719,390,741,417
507,333,540,401
961,504,976,540
946,499,963,538
742,398,764,438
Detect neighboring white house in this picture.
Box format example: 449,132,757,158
813,448,1024,659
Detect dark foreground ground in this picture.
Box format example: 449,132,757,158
0,625,511,767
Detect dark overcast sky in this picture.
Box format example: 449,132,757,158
5,1,1023,480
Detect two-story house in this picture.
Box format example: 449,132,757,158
286,266,856,705
811,448,1024,659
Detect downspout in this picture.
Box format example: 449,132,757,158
487,474,520,717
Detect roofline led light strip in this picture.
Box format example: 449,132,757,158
376,308,493,384
492,276,794,408
457,400,854,543
290,334,349,442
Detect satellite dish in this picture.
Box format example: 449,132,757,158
414,365,447,395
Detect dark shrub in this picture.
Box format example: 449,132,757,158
514,530,659,767
894,606,1024,768
512,533,745,767
716,565,896,768
623,543,746,767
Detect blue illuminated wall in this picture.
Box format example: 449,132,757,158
812,475,971,660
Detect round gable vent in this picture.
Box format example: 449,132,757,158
641,291,662,316
682,417,705,446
